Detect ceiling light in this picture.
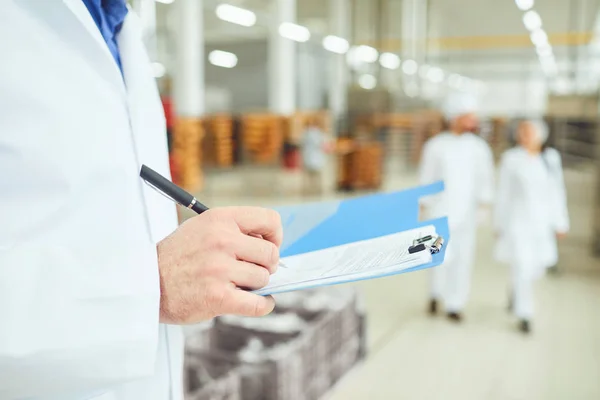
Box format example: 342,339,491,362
279,22,311,42
155,0,174,4
530,29,549,46
349,45,379,63
358,74,377,90
209,50,238,68
515,0,534,11
379,52,401,70
536,44,553,57
323,35,350,54
427,67,445,83
216,4,257,27
522,10,542,31
402,59,418,75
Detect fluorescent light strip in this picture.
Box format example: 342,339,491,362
209,50,238,68
530,28,548,46
427,67,445,83
379,52,401,69
350,45,379,63
515,0,534,11
323,35,350,54
523,10,542,31
279,22,311,42
402,59,418,75
216,4,257,27
358,74,377,90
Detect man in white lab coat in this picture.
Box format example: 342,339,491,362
0,2,282,400
494,120,569,334
419,94,495,322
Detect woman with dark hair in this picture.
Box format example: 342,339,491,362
494,119,569,334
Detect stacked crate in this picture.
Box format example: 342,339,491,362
206,114,235,168
335,137,356,190
172,118,204,191
241,114,285,164
337,141,383,191
349,143,383,190
184,288,365,400
185,353,242,400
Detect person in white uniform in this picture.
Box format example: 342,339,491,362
494,120,569,334
301,118,328,194
419,94,495,322
0,3,282,400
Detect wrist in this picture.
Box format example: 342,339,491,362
157,241,174,324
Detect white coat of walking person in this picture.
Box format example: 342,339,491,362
419,94,495,322
494,120,569,334
1,2,283,399
301,118,329,195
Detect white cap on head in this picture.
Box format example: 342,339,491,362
442,92,479,121
517,119,549,144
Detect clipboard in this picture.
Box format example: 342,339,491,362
253,181,450,296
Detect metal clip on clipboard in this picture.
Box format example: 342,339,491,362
408,235,445,255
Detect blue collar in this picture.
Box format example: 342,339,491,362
81,0,128,70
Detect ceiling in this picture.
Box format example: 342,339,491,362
157,0,599,50
155,0,600,88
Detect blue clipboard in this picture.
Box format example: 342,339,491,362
261,181,450,295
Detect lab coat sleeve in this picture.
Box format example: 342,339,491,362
494,152,512,234
548,149,570,233
478,141,495,205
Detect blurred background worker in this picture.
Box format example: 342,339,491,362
419,94,495,322
494,120,570,334
301,117,329,194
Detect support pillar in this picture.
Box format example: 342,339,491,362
268,0,296,115
173,0,205,191
401,0,428,97
329,0,350,131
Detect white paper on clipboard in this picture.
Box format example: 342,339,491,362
254,224,436,296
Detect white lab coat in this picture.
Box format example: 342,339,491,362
301,127,326,172
494,147,569,318
419,132,494,312
0,2,183,400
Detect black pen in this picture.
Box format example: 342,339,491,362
140,164,287,269
140,165,209,214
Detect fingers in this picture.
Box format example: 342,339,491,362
229,261,272,291
234,234,280,273
227,207,283,247
224,290,276,317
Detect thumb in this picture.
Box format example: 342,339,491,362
225,290,276,317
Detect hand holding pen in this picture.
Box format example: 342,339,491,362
141,165,283,323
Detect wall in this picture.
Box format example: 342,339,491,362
204,40,270,113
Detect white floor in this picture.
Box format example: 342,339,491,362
194,160,600,400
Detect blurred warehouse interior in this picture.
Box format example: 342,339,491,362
129,0,600,399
